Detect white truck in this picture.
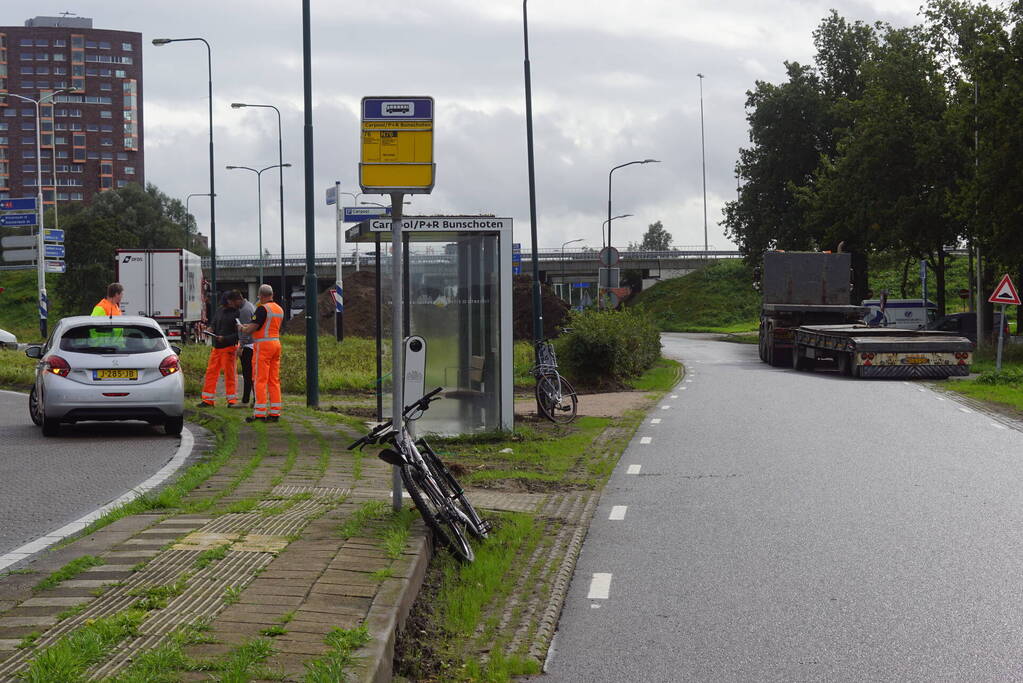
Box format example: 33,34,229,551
115,248,206,342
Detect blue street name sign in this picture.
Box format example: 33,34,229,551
511,253,522,263
0,198,36,211
512,265,522,275
512,242,521,251
343,206,390,223
44,244,65,259
0,213,37,227
44,229,64,242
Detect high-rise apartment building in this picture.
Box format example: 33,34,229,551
0,15,143,204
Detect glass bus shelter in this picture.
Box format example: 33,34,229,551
345,216,513,434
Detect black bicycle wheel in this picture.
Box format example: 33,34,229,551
537,374,578,424
400,464,475,563
418,440,489,540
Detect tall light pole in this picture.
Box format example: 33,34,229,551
226,163,291,285
185,192,211,252
523,0,543,348
602,213,632,251
698,73,708,255
6,89,66,338
152,37,217,300
607,159,659,261
560,238,583,302
231,102,286,315
301,0,318,407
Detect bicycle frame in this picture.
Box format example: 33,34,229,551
393,426,478,529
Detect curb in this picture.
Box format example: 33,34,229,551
355,532,432,683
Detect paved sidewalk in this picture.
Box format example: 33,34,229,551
0,410,430,682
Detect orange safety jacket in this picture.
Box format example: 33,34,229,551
252,301,283,342
91,298,122,316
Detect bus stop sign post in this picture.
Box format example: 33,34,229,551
989,273,1021,373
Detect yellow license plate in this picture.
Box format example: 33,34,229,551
903,356,928,365
95,369,138,380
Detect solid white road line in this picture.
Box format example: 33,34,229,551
609,506,627,520
0,426,196,572
627,464,642,474
651,418,662,424
640,437,652,444
588,573,612,599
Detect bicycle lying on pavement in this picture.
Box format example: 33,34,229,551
532,338,578,424
348,387,491,563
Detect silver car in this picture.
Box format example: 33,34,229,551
26,316,185,437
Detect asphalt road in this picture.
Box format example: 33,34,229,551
545,333,1023,682
0,389,182,556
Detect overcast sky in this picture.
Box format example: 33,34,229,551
7,0,927,256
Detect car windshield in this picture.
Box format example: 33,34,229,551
59,324,168,354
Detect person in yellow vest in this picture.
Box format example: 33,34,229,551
240,284,283,423
91,283,124,316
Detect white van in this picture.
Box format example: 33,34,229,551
862,299,937,330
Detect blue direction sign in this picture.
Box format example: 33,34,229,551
511,253,522,263
343,206,390,223
512,265,522,275
44,229,64,242
512,242,521,250
44,244,64,259
0,198,36,211
0,213,37,227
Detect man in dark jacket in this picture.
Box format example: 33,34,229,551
199,290,243,407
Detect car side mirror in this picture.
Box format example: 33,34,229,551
170,345,182,355
25,345,42,359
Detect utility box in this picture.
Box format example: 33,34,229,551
347,216,513,434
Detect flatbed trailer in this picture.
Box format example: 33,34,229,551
792,324,973,378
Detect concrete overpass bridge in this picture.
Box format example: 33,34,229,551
206,249,741,304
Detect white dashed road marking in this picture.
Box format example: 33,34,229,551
588,573,612,599
651,418,661,424
992,424,1007,430
640,437,652,444
959,408,972,414
661,405,671,410
935,397,945,401
627,464,642,474
670,394,678,399
609,506,627,520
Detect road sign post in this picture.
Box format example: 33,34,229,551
988,274,1021,372
361,96,435,511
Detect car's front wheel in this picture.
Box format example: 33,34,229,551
42,417,60,437
29,386,42,426
164,416,184,436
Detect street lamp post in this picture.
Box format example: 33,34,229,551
227,164,292,286
698,73,708,255
185,192,211,252
602,213,632,251
606,160,659,306
6,89,66,338
152,37,217,300
522,0,543,348
231,102,286,314
339,192,362,272
560,238,583,303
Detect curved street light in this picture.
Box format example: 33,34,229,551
602,213,633,251
185,192,212,252
231,102,287,314
607,159,660,255
560,238,584,301
226,163,292,285
152,36,217,298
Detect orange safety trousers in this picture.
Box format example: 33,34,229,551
252,340,282,418
201,346,238,406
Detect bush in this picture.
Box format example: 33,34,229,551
976,368,1023,385
555,309,661,388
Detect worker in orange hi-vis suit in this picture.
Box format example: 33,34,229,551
240,284,284,423
198,291,243,407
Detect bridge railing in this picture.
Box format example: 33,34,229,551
204,249,741,269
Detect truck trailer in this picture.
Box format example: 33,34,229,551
757,251,973,378
115,248,206,342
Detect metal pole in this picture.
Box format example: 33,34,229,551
34,98,45,338
390,192,404,511
257,169,264,285
974,80,982,346
523,0,543,349
698,73,708,255
302,0,318,407
203,41,217,304
334,180,342,342
274,108,285,319
997,303,1006,372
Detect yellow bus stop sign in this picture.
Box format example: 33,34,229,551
360,96,435,194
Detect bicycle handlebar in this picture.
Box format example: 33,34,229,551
346,387,445,450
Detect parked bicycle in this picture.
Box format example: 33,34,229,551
532,338,578,424
348,387,490,563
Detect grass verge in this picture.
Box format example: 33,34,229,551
33,555,105,591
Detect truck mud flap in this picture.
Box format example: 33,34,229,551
857,364,971,379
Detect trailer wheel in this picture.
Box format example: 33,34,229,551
768,330,788,367
758,326,768,362
836,352,852,377
792,344,809,371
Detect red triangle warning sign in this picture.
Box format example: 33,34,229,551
988,274,1021,305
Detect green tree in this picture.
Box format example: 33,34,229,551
629,220,672,251
57,183,201,314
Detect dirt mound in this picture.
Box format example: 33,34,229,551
513,274,570,340
283,269,384,338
